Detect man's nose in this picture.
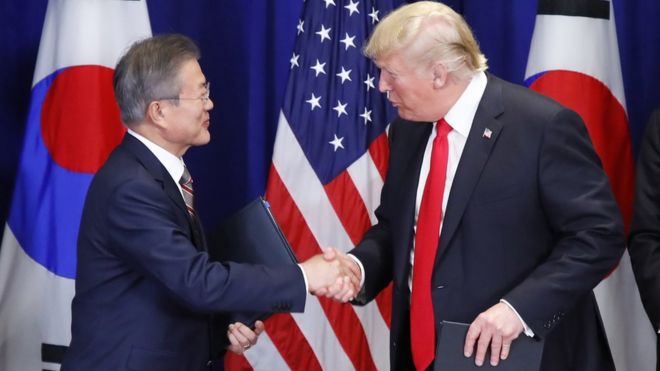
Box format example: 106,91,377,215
378,78,390,93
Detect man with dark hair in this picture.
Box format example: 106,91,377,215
61,34,353,371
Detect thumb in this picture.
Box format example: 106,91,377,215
254,320,265,336
322,247,337,261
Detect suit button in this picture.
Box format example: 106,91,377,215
436,285,445,289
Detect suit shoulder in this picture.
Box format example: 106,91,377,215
490,75,582,129
497,76,565,114
87,144,158,200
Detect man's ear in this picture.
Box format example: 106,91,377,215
432,62,448,89
147,101,167,127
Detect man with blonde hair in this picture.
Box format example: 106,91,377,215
331,2,624,370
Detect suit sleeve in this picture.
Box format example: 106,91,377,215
349,123,399,304
629,108,660,331
503,108,625,337
105,177,306,314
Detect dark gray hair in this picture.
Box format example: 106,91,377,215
113,34,200,125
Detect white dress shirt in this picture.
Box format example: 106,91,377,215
409,71,487,289
128,129,186,196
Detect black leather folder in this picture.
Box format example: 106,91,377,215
434,321,544,371
208,196,298,325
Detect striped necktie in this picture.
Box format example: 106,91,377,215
179,166,195,216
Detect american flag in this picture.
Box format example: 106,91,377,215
225,0,401,369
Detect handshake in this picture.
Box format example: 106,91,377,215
299,248,362,303
227,248,363,354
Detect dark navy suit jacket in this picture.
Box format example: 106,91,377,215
350,74,625,371
629,108,660,371
61,134,306,371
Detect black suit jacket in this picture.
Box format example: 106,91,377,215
350,74,624,371
629,108,660,370
62,134,306,371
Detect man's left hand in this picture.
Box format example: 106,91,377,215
463,303,524,366
227,321,264,355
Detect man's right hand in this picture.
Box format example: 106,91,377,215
299,248,360,302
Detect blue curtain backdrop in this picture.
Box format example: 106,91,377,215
1,0,659,239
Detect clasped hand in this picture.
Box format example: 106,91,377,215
300,247,362,302
227,248,361,356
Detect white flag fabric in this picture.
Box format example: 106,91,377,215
525,1,655,370
0,1,151,370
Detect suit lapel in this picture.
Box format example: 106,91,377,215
437,74,505,259
393,122,434,284
122,134,205,250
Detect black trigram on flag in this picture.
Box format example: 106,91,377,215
41,343,67,371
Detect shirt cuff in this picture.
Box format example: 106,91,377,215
500,299,535,337
297,264,309,293
347,254,366,289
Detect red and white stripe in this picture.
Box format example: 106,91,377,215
226,112,392,370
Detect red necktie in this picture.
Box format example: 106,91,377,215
411,119,452,370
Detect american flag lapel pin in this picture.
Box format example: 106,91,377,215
482,127,492,139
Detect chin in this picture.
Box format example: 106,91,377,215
398,111,413,121
195,132,211,146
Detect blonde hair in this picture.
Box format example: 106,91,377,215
364,1,487,79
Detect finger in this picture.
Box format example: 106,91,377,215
464,322,481,357
329,279,344,299
316,280,339,299
339,279,355,302
254,320,265,336
346,258,361,278
347,268,361,288
227,332,244,354
236,323,258,344
330,279,349,300
334,280,354,303
501,341,511,360
340,263,359,283
489,334,502,366
474,330,492,366
340,288,355,302
229,323,250,346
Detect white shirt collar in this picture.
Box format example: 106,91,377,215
127,129,185,188
443,71,488,137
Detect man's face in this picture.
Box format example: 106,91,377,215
160,59,213,155
376,53,438,122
